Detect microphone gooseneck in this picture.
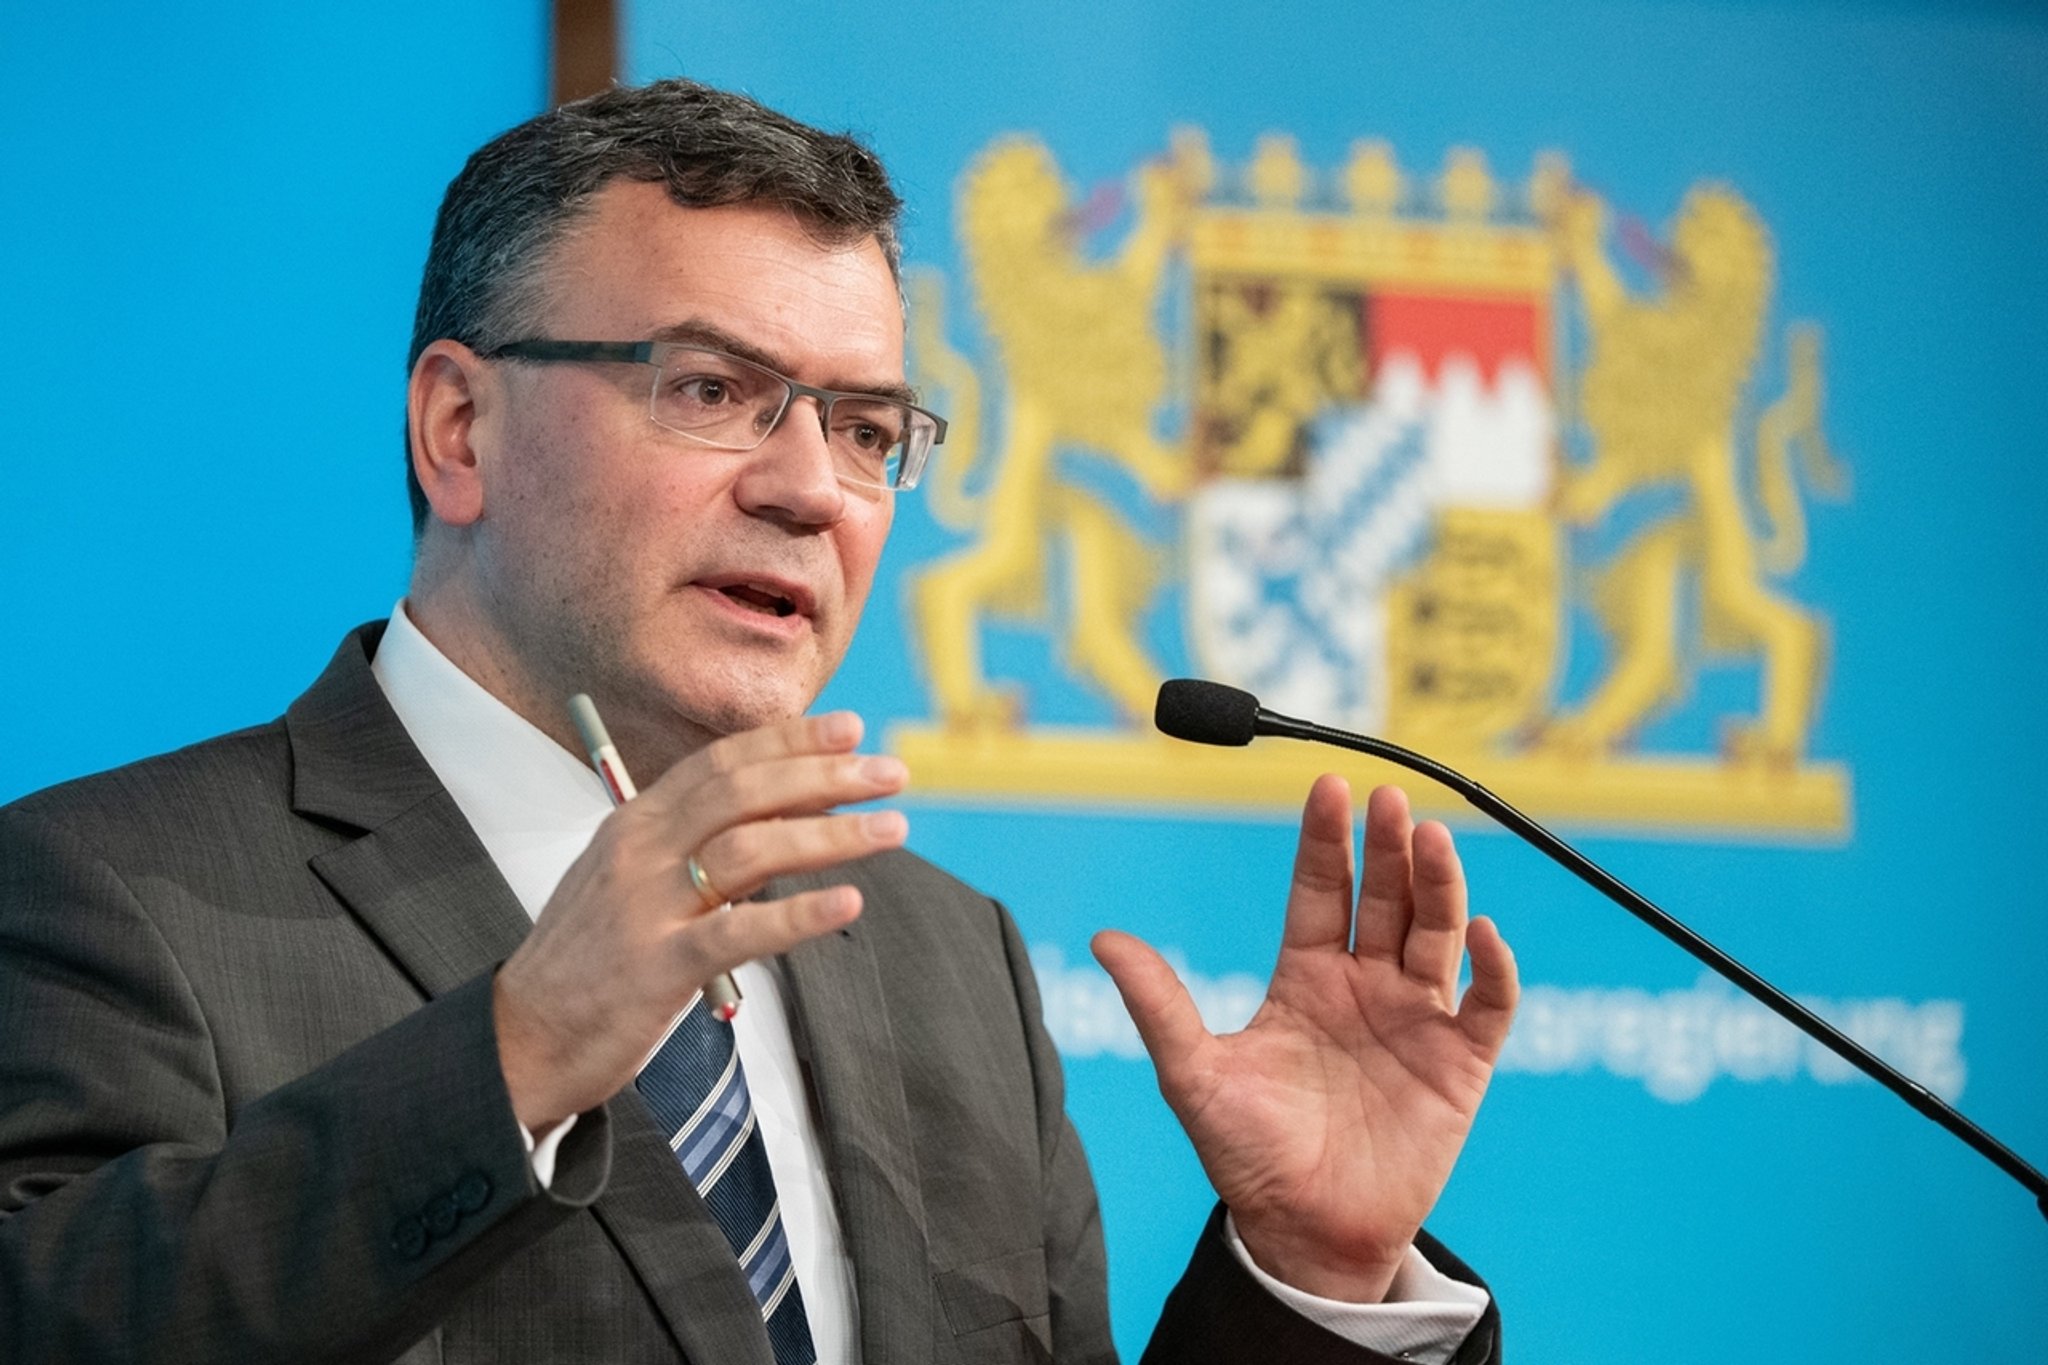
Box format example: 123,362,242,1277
1155,677,2048,1218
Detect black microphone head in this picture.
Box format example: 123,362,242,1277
1155,679,1261,746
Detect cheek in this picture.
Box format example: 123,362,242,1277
487,438,670,615
833,502,895,620
490,402,604,523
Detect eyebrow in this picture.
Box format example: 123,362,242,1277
649,318,922,407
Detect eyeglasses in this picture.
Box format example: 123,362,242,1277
483,339,945,492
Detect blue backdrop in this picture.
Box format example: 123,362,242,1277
5,3,2045,1360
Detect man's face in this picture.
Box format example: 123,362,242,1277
468,180,903,754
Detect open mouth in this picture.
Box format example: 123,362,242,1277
718,583,798,618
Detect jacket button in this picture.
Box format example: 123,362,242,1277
391,1216,429,1259
455,1170,492,1214
424,1193,460,1238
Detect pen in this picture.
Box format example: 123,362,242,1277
566,692,744,1022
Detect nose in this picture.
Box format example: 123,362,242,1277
733,393,847,528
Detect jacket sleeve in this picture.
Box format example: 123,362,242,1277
990,903,1501,1365
0,806,611,1365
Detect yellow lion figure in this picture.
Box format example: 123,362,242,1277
912,134,1203,728
1544,184,1845,764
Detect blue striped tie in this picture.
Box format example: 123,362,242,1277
636,994,816,1365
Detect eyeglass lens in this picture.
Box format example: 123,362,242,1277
651,347,912,487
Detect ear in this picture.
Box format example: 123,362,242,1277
407,339,497,528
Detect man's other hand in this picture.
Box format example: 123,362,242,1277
492,711,908,1133
1092,777,1518,1303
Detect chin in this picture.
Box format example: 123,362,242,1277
661,669,820,740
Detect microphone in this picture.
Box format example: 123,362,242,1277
1153,677,1260,746
1156,678,2048,1220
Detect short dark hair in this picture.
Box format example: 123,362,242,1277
404,79,905,532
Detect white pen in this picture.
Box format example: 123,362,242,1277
566,692,743,1022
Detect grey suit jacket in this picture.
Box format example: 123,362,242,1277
0,624,1499,1364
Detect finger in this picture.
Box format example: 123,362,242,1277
640,748,910,853
1091,930,1215,1096
645,710,869,802
1280,774,1358,953
689,810,909,910
1400,819,1468,996
674,885,864,982
1351,785,1415,963
1456,915,1519,1057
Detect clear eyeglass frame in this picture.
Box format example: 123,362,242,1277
483,338,945,492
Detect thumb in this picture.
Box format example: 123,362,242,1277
1091,929,1214,1088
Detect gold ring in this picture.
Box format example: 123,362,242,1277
685,852,728,909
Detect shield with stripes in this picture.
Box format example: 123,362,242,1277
1185,161,1562,748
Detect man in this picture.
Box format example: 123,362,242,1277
0,80,1518,1363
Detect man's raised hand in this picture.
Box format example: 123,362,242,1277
1092,777,1518,1302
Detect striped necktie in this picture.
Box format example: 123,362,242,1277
636,993,816,1365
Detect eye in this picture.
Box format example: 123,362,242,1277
833,401,907,453
654,351,778,436
671,374,736,407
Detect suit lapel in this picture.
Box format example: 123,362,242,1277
290,625,533,997
285,624,772,1365
778,864,935,1365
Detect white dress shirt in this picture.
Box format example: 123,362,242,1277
370,602,1486,1363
